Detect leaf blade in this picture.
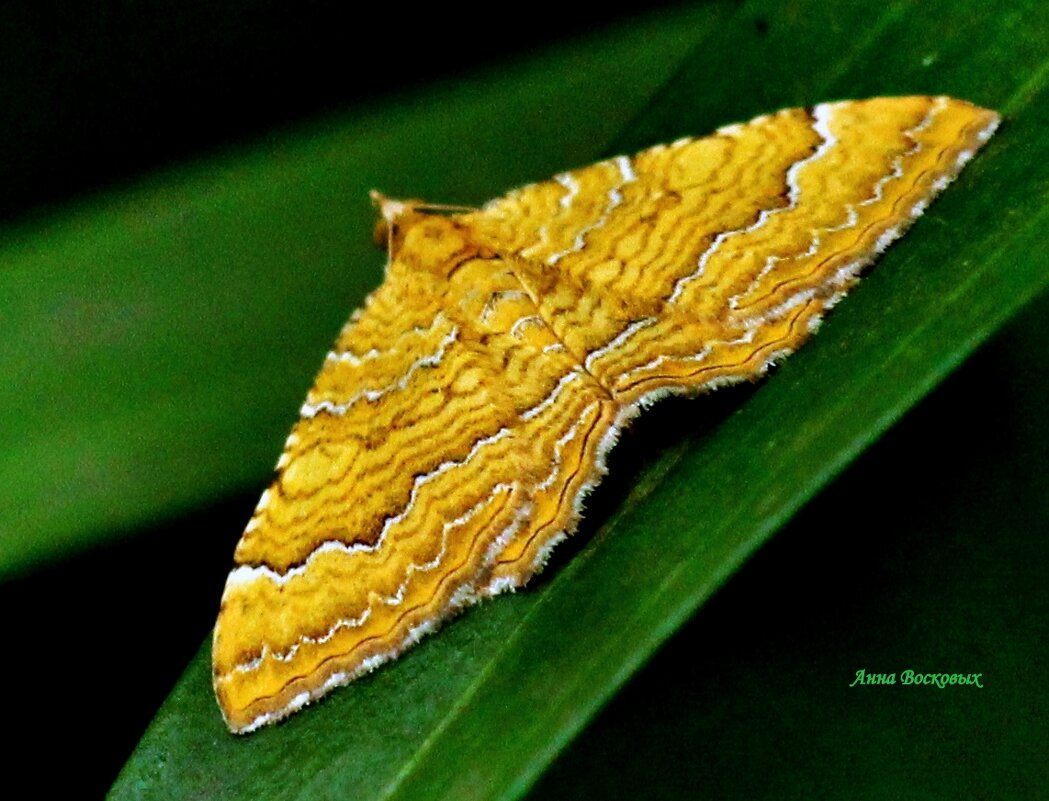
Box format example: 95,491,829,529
0,4,724,581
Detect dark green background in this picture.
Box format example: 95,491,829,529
2,2,1045,799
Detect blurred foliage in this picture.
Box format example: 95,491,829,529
0,2,720,579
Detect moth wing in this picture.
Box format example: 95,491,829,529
213,234,615,732
466,96,999,406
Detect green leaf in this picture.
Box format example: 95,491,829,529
527,285,1049,800
98,0,1048,798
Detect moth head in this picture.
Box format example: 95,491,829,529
370,190,423,252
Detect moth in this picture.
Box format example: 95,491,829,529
213,96,998,733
